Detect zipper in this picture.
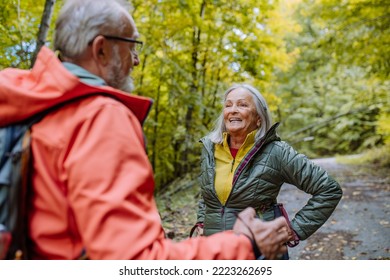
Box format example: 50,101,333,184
222,158,234,218
221,205,227,231
232,138,266,187
230,158,235,172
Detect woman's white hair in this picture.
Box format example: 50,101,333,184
208,83,273,144
54,0,132,59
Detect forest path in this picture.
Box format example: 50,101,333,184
280,157,389,259
157,157,390,260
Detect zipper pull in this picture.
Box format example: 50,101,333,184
230,159,235,172
221,206,225,215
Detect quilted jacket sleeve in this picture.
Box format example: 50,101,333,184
279,142,343,240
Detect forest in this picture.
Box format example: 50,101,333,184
1,0,389,192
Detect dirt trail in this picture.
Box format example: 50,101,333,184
280,157,390,260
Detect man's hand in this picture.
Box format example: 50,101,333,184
233,207,289,260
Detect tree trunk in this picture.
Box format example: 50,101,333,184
180,0,206,174
31,0,56,68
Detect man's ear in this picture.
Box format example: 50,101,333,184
90,35,111,66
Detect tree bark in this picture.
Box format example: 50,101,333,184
30,0,56,68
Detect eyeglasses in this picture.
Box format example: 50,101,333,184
102,35,144,54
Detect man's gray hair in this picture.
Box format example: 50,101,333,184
54,0,132,59
208,83,273,144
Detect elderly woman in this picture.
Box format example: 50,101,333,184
192,83,342,257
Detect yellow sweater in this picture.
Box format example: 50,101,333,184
214,130,256,204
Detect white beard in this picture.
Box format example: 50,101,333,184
106,45,134,93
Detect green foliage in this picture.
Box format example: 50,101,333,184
0,0,63,69
131,0,294,188
274,0,389,159
1,0,388,191
337,144,390,168
306,0,390,78
377,107,390,145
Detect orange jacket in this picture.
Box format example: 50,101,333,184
0,47,254,260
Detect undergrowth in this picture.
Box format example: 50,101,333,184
337,145,390,167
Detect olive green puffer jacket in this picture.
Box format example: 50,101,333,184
197,123,342,240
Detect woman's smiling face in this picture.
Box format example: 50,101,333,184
223,87,260,138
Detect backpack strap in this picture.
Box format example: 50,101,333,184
4,124,34,259
5,93,109,259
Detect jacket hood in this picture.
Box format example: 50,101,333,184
0,46,153,126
